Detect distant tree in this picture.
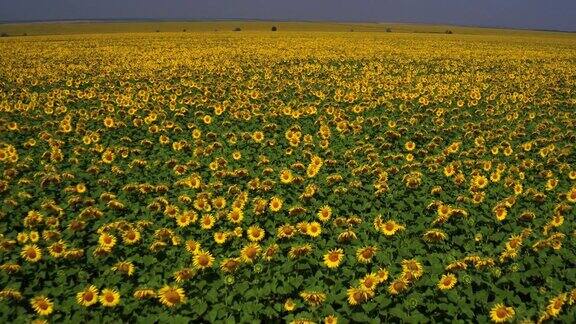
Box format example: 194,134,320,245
0,32,8,37
445,30,453,34
156,29,160,33
233,27,242,31
386,27,392,33
23,33,27,36
350,29,354,32
183,29,186,32
271,26,277,31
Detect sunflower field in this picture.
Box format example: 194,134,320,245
0,30,575,323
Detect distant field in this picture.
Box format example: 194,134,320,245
0,20,573,37
0,23,575,323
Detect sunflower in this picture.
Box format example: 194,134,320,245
212,196,227,209
158,285,186,307
288,244,313,259
111,261,135,276
263,244,279,261
30,295,53,316
21,244,42,262
437,274,457,290
227,208,244,223
214,232,228,244
280,169,294,184
76,183,87,193
98,232,116,249
490,172,502,182
103,116,115,128
277,224,296,239
566,187,576,203
437,204,452,219
337,229,357,242
219,258,241,273
494,207,508,221
252,131,264,143
284,298,296,311
247,226,265,242
76,285,99,307
388,278,409,295
241,243,261,263
317,205,332,222
444,164,456,177
269,197,283,212
122,229,141,245
546,294,566,317
379,220,405,236
200,214,215,229
404,141,416,151
513,183,523,195
347,286,373,305
545,178,558,191
193,250,215,270
306,221,322,237
423,229,447,243
505,235,523,250
300,291,326,307
17,232,28,243
176,211,196,227
489,303,515,323
133,288,156,299
0,288,22,300
101,150,115,164
360,274,379,291
202,115,212,124
173,268,195,283
47,241,66,258
401,259,424,278
29,231,40,242
323,248,344,268
472,175,489,189
99,288,120,307
356,246,377,264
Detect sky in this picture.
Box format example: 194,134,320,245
0,0,575,31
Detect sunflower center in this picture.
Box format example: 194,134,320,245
496,309,508,318
394,282,405,291
198,255,209,266
165,290,181,304
246,247,257,258
554,300,562,309
84,292,94,301
329,253,339,262
27,250,37,258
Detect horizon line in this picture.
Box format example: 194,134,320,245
1,18,575,34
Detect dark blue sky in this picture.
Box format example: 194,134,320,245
1,0,575,31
